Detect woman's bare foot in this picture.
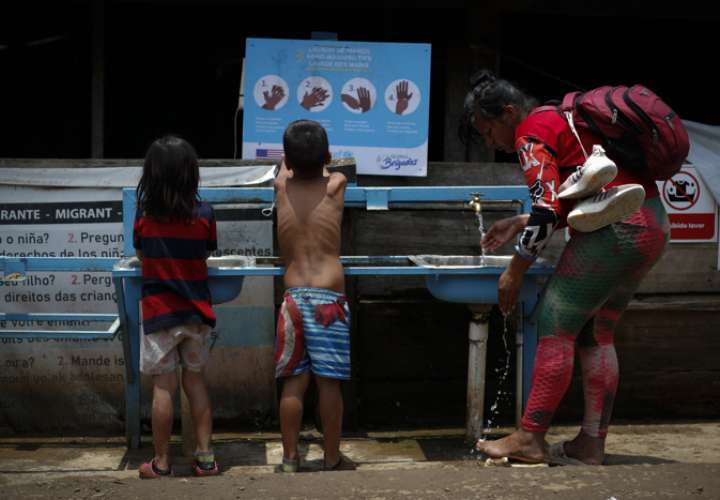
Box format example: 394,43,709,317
475,429,546,463
563,431,606,465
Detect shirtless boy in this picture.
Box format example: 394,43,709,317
273,119,350,472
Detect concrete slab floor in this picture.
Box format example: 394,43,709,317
0,422,719,480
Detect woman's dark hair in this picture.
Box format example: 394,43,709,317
283,119,329,178
137,135,200,221
459,69,538,144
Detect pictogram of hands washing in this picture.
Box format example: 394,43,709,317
261,85,285,110
301,86,330,110
395,80,413,115
341,87,372,113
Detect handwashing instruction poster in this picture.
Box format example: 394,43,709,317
242,38,431,177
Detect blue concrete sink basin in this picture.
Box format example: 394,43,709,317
206,256,255,303
409,255,553,304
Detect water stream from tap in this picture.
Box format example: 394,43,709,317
476,212,486,265
483,314,512,437
472,314,513,458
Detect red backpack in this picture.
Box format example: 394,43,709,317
560,85,689,180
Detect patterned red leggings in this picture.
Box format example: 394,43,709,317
521,198,669,437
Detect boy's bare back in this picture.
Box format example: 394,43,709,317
275,162,347,293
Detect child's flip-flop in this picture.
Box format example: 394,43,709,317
192,460,220,476
275,457,299,473
193,450,221,477
323,454,356,471
138,459,173,479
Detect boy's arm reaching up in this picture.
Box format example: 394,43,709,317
327,171,348,199
275,159,291,185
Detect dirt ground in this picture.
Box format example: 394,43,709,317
2,462,718,500
1,423,719,499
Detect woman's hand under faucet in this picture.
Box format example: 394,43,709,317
481,214,530,253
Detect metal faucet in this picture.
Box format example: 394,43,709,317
468,193,482,214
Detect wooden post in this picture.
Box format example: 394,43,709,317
91,0,105,158
442,47,497,163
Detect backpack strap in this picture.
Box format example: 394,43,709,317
559,91,589,160
564,110,588,160
528,103,589,160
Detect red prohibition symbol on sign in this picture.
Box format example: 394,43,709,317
662,171,701,211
